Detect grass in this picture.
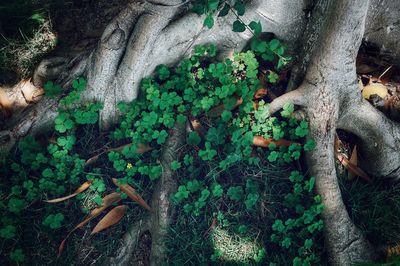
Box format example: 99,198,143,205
0,1,58,79
0,122,153,265
0,21,57,79
167,159,326,265
339,170,400,251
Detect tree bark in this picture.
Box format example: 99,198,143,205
269,0,380,264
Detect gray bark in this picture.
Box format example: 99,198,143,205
270,0,379,264
149,123,185,266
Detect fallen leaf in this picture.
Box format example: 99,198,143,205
189,118,206,137
348,146,358,181
90,205,127,235
20,79,44,103
85,143,152,166
208,97,243,117
58,238,67,258
85,154,101,166
109,143,152,154
334,134,344,153
57,192,122,257
252,135,294,147
75,192,122,229
387,244,400,261
0,87,13,118
254,88,268,99
336,153,371,182
45,181,92,203
362,83,388,100
112,178,151,211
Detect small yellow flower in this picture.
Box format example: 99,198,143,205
127,163,133,169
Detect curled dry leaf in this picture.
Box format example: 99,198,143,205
75,192,122,229
348,145,358,181
112,178,151,211
57,192,121,257
90,205,127,235
362,83,388,100
45,181,92,203
336,153,371,182
252,135,294,147
58,238,67,258
20,79,44,103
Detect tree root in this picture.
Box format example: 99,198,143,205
338,100,400,178
2,0,400,264
104,217,150,266
268,85,307,114
102,123,185,266
267,0,398,264
149,123,186,266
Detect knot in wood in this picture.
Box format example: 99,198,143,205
103,28,125,50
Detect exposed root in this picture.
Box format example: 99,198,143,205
267,0,383,264
149,123,186,266
104,217,150,266
307,128,377,265
267,85,307,114
33,57,69,87
338,100,400,178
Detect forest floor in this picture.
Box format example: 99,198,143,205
2,2,400,266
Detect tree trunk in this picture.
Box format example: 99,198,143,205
2,0,400,264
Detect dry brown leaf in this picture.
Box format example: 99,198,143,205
58,238,67,258
362,83,388,99
45,181,92,203
0,87,13,118
85,143,152,166
208,97,243,117
20,79,44,103
336,153,371,182
254,88,268,99
252,135,294,148
109,143,152,154
358,78,364,91
75,192,122,229
57,192,122,257
348,146,358,181
112,178,151,211
334,134,344,153
90,205,127,235
387,244,400,261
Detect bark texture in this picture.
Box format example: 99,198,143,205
149,123,185,266
269,0,381,264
